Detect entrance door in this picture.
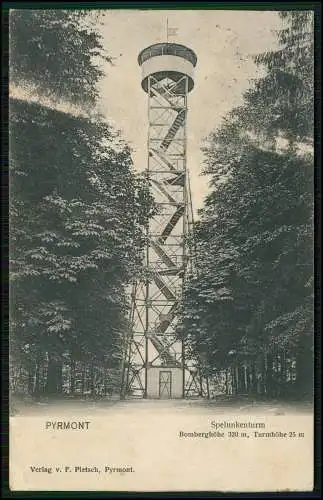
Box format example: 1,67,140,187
159,371,172,399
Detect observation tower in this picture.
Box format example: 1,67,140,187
121,42,202,399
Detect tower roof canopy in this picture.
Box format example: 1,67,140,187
138,43,197,67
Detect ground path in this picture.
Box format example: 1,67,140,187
11,395,313,417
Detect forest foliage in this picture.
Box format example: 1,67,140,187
9,9,153,397
179,11,314,399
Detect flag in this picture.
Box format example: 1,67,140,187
167,27,178,37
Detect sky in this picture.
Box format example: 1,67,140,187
97,10,282,215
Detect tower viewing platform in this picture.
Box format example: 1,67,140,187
138,42,197,94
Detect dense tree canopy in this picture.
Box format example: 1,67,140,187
179,11,314,398
9,9,153,396
10,9,111,107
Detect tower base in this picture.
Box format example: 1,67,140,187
146,366,183,399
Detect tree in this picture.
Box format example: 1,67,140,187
10,9,111,107
9,9,154,397
180,11,314,399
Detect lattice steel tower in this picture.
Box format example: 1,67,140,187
121,42,201,399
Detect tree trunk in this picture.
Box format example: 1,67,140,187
104,367,108,397
90,364,95,396
225,368,229,395
245,364,251,394
206,376,210,399
70,359,76,395
45,354,62,396
238,363,246,393
280,349,286,398
28,364,35,395
266,352,274,398
81,364,85,396
251,361,257,395
33,354,42,400
199,373,204,397
295,337,313,400
232,364,238,395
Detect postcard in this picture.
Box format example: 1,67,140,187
9,7,315,492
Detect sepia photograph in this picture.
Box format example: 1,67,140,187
8,6,315,492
